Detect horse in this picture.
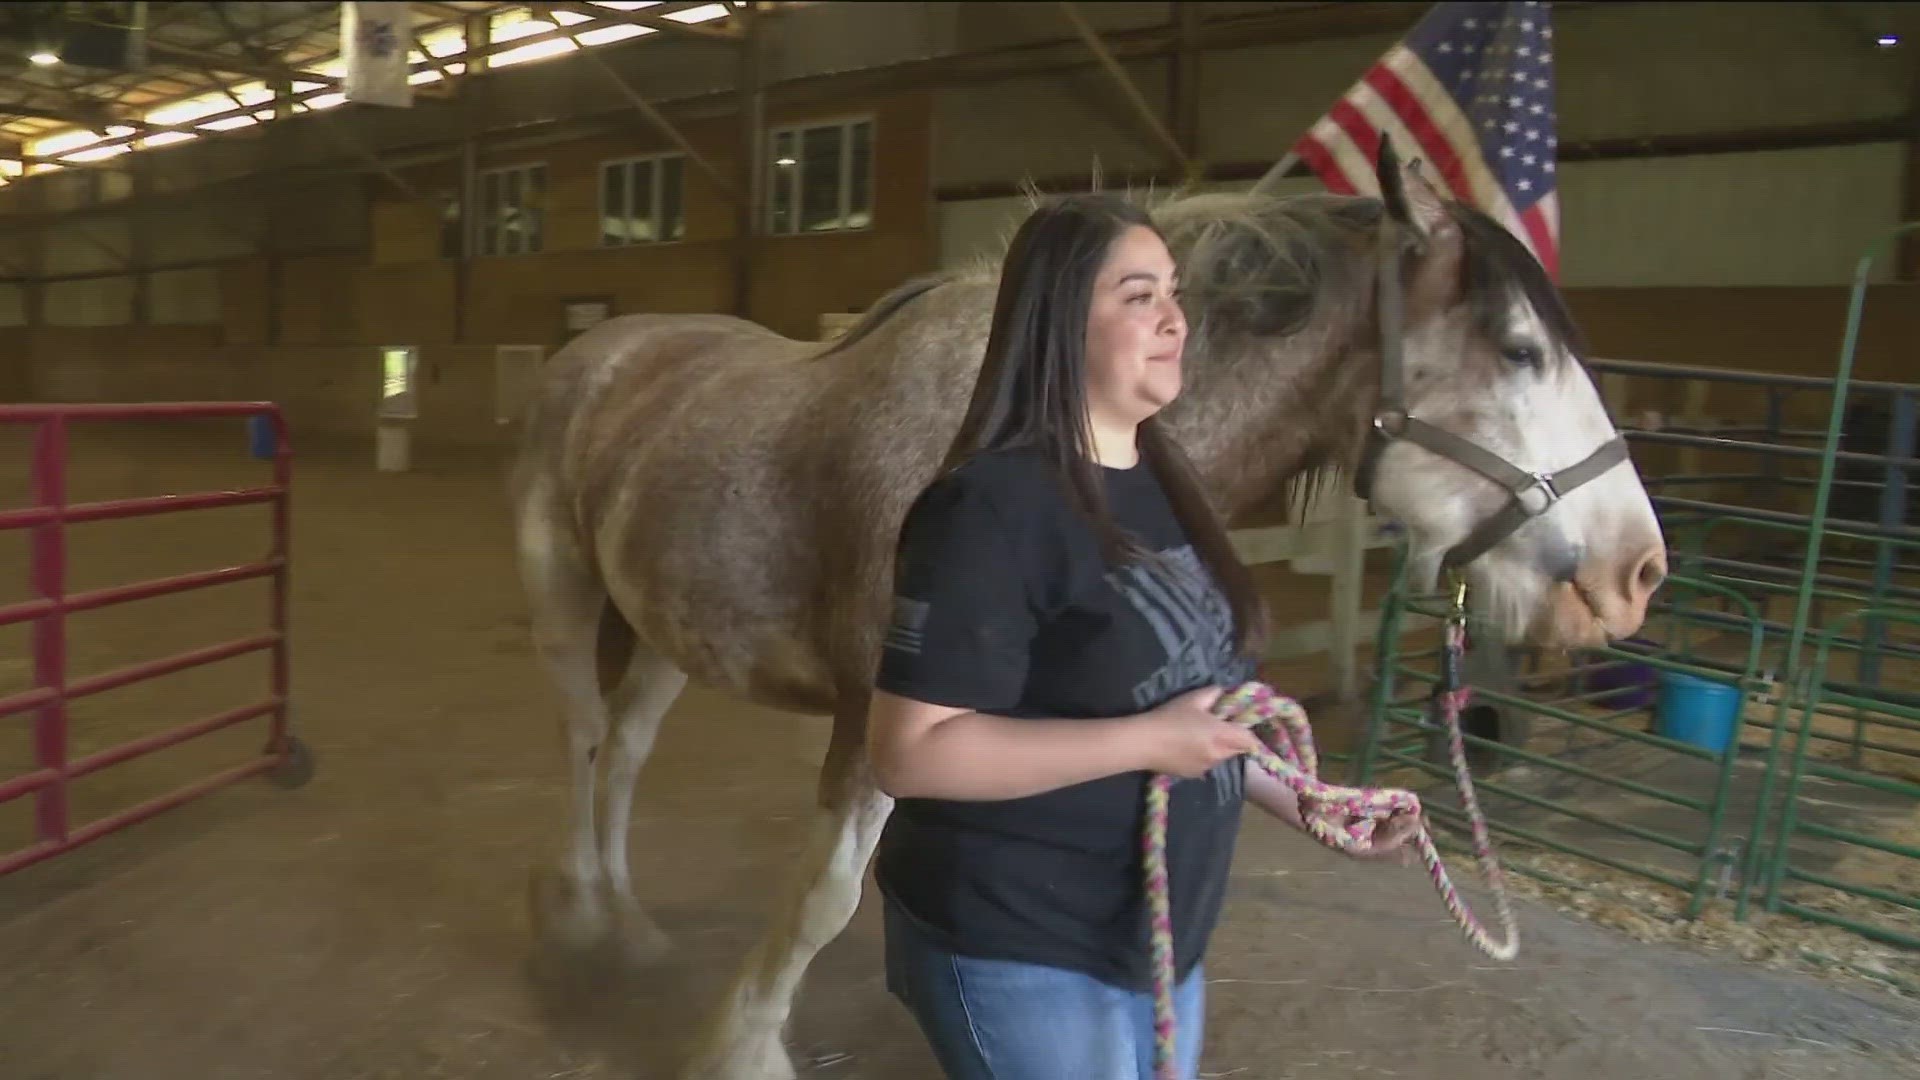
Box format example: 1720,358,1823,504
507,143,1667,1079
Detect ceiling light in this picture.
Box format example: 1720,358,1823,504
1876,33,1900,48
29,51,61,66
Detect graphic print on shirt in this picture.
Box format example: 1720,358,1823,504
1107,544,1253,804
883,596,930,656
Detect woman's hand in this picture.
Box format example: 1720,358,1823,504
1329,808,1424,865
1246,764,1426,866
1139,686,1263,778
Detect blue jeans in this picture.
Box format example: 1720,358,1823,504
883,899,1207,1080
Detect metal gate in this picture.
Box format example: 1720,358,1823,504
0,402,312,877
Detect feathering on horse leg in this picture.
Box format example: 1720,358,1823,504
516,491,619,955
681,735,894,1080
599,647,686,966
525,618,617,954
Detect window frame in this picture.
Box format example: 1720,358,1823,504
598,151,689,248
475,161,548,257
764,114,876,237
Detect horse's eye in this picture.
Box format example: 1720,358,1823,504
1502,344,1541,368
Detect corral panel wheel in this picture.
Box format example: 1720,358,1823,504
269,735,315,789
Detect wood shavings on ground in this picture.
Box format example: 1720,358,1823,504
1372,627,1920,1005
1483,846,1919,1000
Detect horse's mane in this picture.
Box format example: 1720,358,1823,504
792,179,1580,538
1152,188,1578,362
811,271,959,358
1152,189,1384,357
1143,183,1583,522
809,183,1579,524
1452,202,1586,361
815,177,1574,373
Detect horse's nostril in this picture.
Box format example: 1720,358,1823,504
1628,547,1668,601
1639,559,1666,590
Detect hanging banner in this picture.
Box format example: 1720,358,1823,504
342,1,414,108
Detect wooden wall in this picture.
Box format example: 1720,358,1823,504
365,90,937,344
3,63,1904,453
13,91,939,448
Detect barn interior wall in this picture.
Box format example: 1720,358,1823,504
2,1,1912,451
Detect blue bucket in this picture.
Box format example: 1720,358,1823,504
247,415,277,460
1655,670,1743,753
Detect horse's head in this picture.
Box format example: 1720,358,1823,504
1355,141,1666,648
1152,145,1664,648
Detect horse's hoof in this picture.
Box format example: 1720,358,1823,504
527,863,610,954
680,1034,798,1080
611,890,673,966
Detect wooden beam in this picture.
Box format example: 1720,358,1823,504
64,222,134,270
128,161,151,324
22,181,45,329
537,4,738,201
549,0,740,43
1900,62,1920,281
144,41,340,87
1057,2,1191,178
0,246,363,286
1,2,1887,227
1170,1,1200,167
934,116,1913,202
733,4,763,318
410,30,464,89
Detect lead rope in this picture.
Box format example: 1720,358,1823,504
1143,578,1519,1080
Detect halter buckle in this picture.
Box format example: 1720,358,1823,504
1372,410,1410,439
1516,472,1561,516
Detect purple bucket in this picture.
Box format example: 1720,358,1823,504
1582,638,1659,711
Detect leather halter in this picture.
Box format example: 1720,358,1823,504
1351,209,1630,570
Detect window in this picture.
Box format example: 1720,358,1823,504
600,154,686,246
477,162,545,255
766,117,873,235
378,345,419,420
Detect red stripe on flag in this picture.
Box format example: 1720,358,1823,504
1363,66,1473,203
1520,202,1558,280
1326,99,1381,171
1291,134,1358,195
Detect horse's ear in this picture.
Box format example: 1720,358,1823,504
1403,157,1464,312
1375,137,1463,314
1375,136,1455,245
1375,136,1415,232
1402,158,1457,243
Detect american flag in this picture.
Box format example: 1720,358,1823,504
1285,1,1560,278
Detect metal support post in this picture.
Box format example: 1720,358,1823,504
733,5,763,319
1857,390,1915,705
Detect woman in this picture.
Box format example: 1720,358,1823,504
866,193,1418,1079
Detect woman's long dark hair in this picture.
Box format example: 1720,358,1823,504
941,192,1268,659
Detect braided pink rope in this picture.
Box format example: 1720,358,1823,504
1143,625,1519,1079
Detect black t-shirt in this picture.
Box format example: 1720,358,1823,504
872,444,1257,991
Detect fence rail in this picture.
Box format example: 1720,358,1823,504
0,402,311,877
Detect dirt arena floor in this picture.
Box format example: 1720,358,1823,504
1,429,1918,1080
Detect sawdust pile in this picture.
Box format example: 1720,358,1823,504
1484,845,1919,1000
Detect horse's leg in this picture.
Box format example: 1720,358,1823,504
680,698,894,1080
518,490,622,956
598,634,687,965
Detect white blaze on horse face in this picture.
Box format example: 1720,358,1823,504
1369,294,1664,646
